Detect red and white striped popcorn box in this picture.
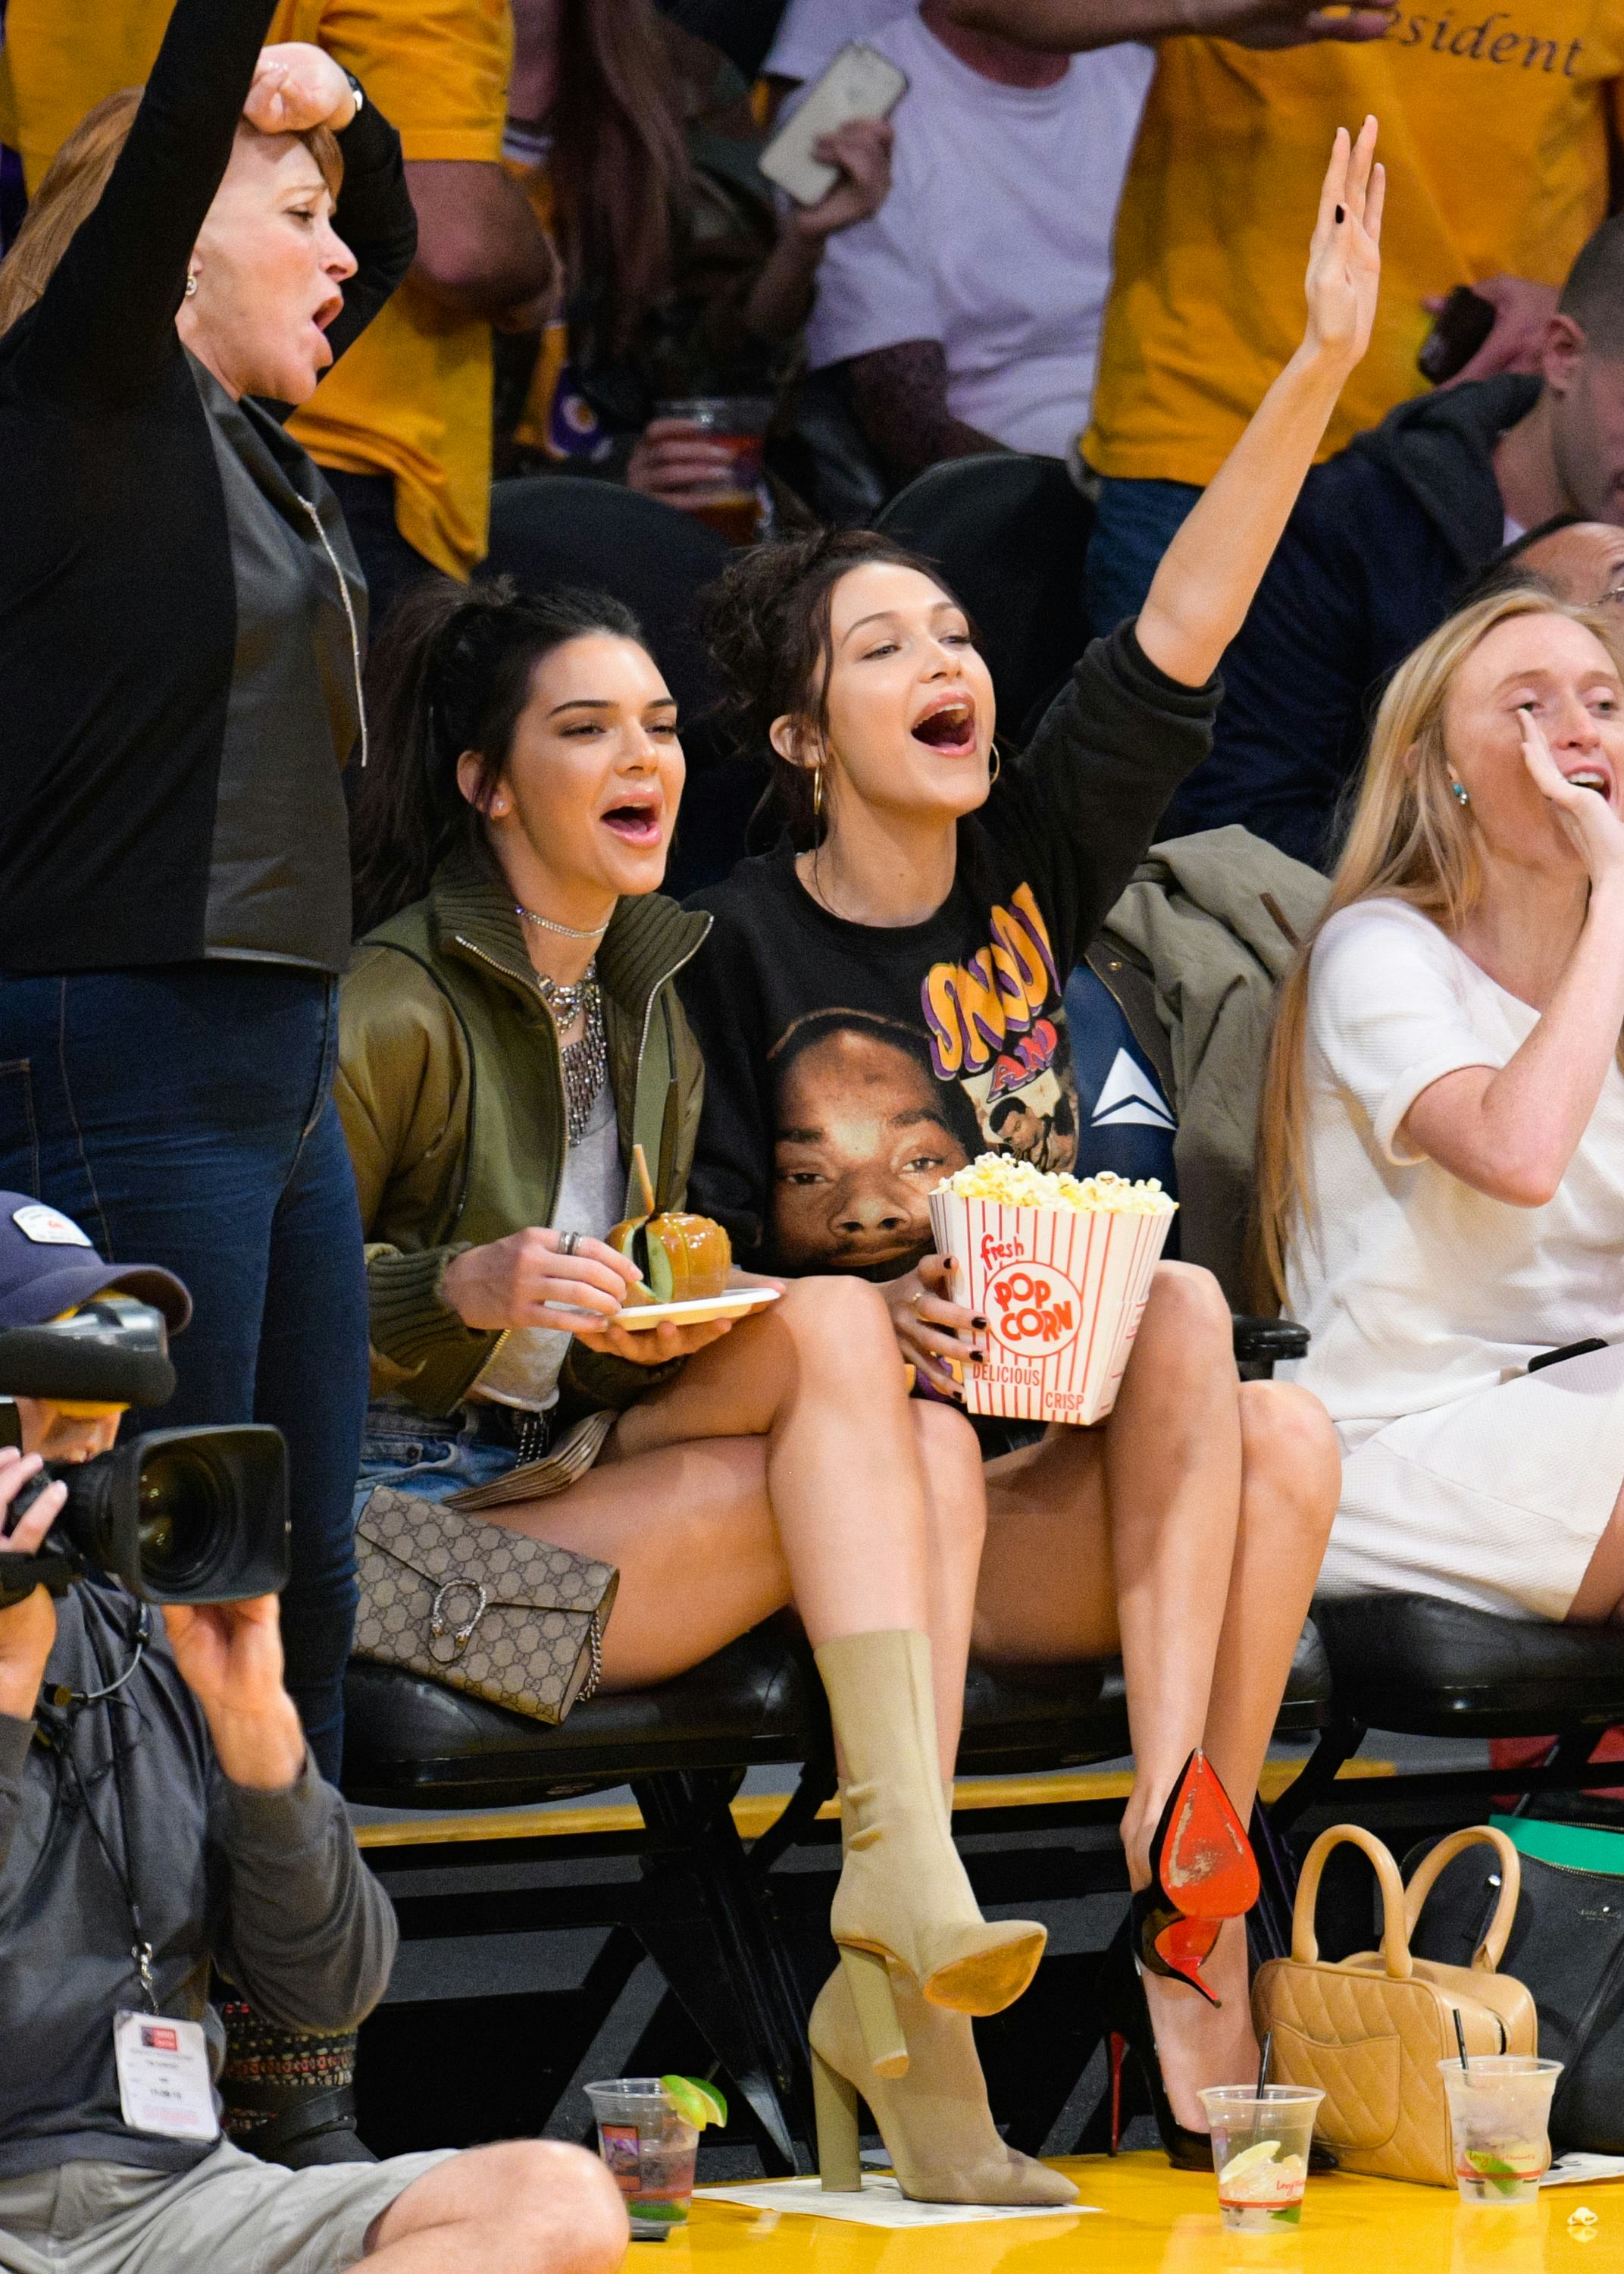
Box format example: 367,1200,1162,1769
928,1186,1173,1426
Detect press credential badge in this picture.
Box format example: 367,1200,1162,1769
114,2010,219,2141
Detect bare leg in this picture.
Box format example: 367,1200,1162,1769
971,1267,1342,2125
611,1275,985,1778
359,2140,627,2274
1566,1467,1624,1622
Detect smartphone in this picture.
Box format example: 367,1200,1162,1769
759,41,909,207
1418,285,1497,384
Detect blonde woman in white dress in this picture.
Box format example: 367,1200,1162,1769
1259,585,1624,1625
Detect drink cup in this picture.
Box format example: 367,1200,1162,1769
1199,2086,1324,2233
928,1185,1173,1426
654,395,773,543
1438,2056,1562,2207
584,2078,699,2240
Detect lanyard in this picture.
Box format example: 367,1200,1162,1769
48,1602,160,2015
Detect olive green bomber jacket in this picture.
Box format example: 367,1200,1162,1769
336,851,712,1419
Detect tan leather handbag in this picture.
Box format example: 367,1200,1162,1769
1252,1824,1537,2185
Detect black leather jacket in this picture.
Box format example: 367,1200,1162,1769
0,0,416,975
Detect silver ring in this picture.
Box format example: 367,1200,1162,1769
559,1230,581,1257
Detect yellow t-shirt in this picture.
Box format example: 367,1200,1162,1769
1085,5,1624,488
0,0,510,578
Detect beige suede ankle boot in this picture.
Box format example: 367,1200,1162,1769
809,1963,1078,2207
815,1629,1046,2077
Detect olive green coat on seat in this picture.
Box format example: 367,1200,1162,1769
336,849,712,1418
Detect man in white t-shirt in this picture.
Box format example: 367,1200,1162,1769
796,3,1152,479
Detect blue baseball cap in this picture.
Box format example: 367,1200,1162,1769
0,1195,191,1335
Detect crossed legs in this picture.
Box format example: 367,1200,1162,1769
970,1264,1341,2124
479,1276,987,1772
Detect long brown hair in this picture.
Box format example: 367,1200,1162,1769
0,89,343,337
1256,587,1624,1301
547,0,690,356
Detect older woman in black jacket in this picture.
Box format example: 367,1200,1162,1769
0,0,415,1782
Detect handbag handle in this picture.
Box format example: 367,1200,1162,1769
1403,1825,1522,1972
1291,1822,1413,1979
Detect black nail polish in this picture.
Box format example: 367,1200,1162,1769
1335,204,1345,224
972,1316,988,1332
971,1349,987,1364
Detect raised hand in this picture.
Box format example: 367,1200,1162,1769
1517,707,1624,886
245,44,358,138
1302,117,1384,372
163,1595,307,1791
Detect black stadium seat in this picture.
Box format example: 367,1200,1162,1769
1272,1593,1624,1831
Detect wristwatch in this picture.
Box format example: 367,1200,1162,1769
342,68,364,120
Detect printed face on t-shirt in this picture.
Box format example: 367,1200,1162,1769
771,1023,972,1273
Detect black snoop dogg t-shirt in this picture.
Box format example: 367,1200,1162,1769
680,623,1219,1276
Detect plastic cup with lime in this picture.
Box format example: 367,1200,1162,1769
1199,2085,1324,2233
585,2075,726,2240
1438,2056,1562,2207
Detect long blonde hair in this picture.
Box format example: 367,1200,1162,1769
0,89,343,337
1256,587,1624,1301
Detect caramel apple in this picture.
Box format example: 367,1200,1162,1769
609,1145,733,1304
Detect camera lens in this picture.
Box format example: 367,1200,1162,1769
136,1446,225,1590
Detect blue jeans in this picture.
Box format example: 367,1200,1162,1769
0,963,368,1780
353,1406,516,1522
1084,475,1203,637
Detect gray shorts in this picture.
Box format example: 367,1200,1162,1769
0,2143,456,2274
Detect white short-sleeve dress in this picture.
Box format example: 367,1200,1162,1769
1281,897,1624,1621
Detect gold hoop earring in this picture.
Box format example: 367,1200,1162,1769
988,745,1001,786
184,271,198,298
812,766,824,822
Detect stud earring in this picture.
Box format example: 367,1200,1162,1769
184,271,198,298
1450,779,1470,807
491,797,508,816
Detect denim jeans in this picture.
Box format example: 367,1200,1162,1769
0,963,369,1780
353,1405,517,1523
1084,475,1203,637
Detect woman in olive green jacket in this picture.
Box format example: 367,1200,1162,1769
338,582,1074,2208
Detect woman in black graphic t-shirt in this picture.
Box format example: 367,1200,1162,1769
683,123,1381,2170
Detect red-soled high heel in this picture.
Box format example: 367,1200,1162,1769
1131,1749,1259,2009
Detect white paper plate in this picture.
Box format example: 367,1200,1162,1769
610,1286,781,1330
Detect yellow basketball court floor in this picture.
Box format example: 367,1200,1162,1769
659,2154,1615,2274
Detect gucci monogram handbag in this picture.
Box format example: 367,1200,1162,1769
353,1484,618,1724
1252,1824,1537,2185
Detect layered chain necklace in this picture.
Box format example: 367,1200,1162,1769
516,901,610,1145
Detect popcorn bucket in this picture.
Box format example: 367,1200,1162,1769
928,1184,1172,1426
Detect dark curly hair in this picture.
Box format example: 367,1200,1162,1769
701,528,964,847
350,576,652,935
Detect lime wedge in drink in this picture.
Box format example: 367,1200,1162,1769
661,2075,728,2131
1218,2140,1281,2186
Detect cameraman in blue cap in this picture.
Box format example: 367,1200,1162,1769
0,1195,626,2274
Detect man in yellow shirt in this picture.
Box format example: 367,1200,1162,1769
950,0,1624,628
1,0,556,617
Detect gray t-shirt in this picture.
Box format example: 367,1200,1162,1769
471,1076,623,1414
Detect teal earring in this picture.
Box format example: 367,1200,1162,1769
1450,779,1470,807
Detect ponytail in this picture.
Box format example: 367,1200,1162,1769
351,576,648,935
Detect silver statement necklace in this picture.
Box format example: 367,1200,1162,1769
534,961,607,1145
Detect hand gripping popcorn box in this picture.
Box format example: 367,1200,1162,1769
928,1157,1178,1425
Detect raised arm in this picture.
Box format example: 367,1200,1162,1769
941,0,1395,52
1401,715,1624,1207
17,0,278,402
1135,117,1384,690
